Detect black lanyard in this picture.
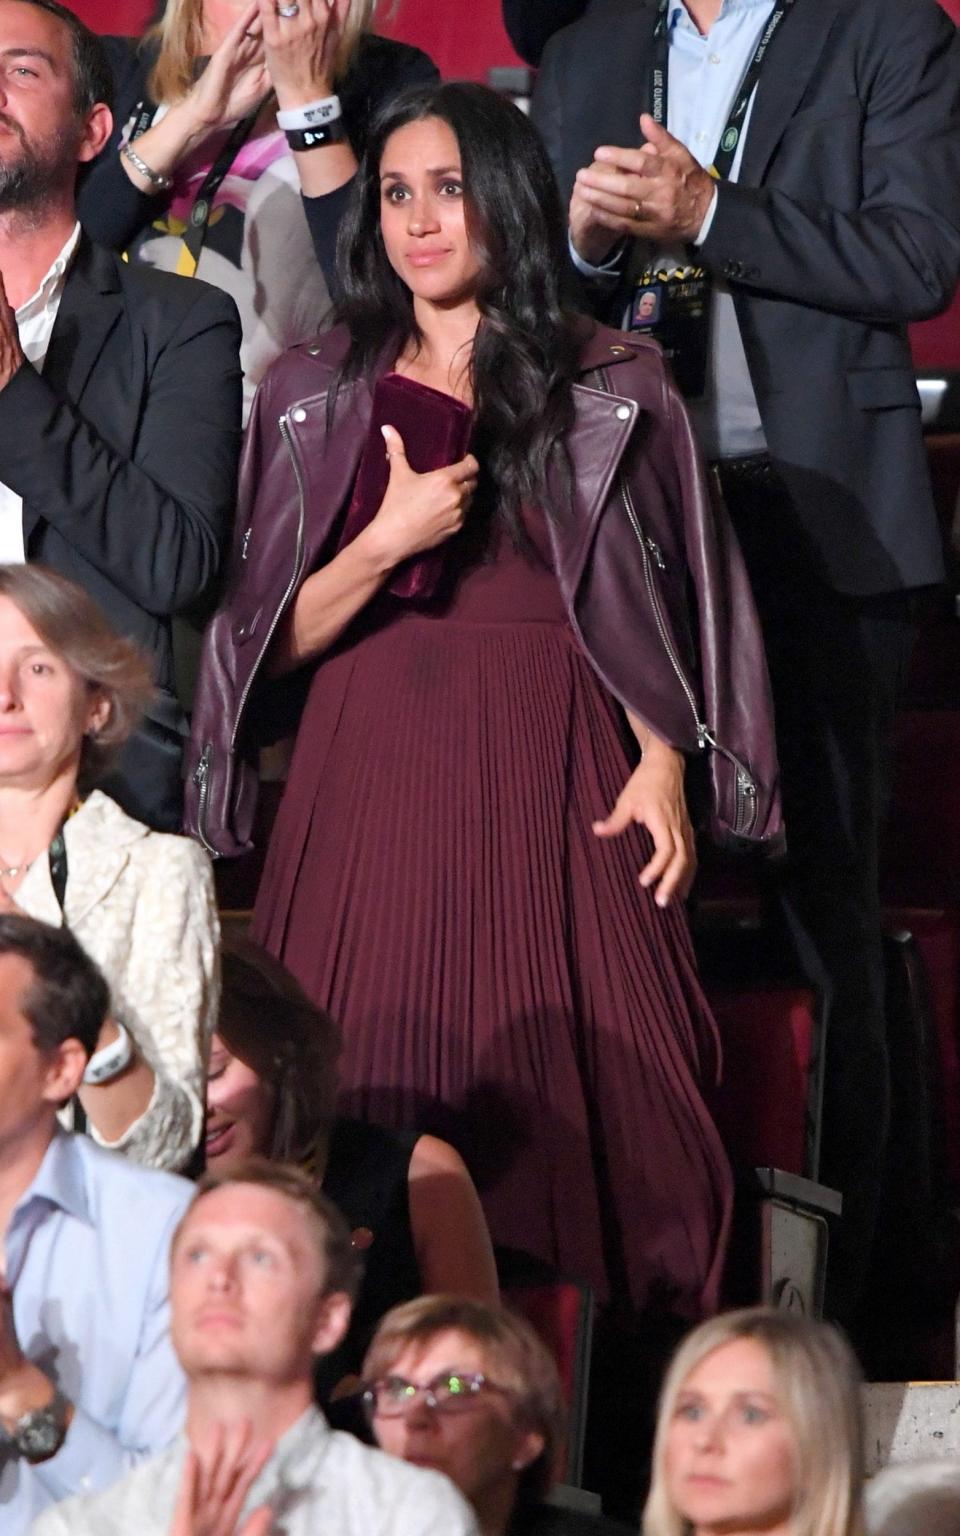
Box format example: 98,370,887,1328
176,112,259,276
649,0,794,179
131,99,260,277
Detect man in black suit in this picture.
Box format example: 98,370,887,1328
533,0,960,1335
0,0,241,830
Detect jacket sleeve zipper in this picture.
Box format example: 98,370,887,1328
192,741,218,857
230,411,308,753
619,472,759,837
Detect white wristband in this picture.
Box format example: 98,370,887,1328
276,95,342,131
84,1020,134,1085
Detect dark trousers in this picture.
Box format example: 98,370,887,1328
721,468,919,1325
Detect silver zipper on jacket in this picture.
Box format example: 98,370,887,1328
619,472,703,734
619,474,760,838
241,527,252,560
192,741,218,857
646,537,666,570
230,411,308,752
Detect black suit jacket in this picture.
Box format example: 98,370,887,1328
533,0,960,593
0,234,242,826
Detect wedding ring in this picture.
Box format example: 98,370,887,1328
631,199,643,219
276,2,300,14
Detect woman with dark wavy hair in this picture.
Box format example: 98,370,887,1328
188,82,778,1319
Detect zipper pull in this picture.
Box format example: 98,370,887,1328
646,538,666,570
193,743,211,788
241,527,252,560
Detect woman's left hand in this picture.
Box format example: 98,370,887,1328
259,0,351,107
592,738,696,907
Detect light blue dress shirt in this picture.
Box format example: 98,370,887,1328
1,1130,191,1535
573,0,776,458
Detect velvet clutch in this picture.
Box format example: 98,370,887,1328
338,372,474,600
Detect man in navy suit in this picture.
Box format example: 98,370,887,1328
0,0,241,830
533,0,960,1335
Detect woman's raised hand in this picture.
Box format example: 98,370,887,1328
592,736,696,906
361,425,479,569
259,0,350,108
188,3,271,133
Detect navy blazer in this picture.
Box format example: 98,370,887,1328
533,0,960,593
0,234,242,826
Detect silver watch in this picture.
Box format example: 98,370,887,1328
11,1388,70,1462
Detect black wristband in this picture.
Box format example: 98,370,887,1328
284,121,347,152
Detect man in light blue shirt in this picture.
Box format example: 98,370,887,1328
0,916,190,1534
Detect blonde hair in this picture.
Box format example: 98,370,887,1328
145,0,379,107
643,1308,866,1536
0,565,153,791
363,1296,566,1502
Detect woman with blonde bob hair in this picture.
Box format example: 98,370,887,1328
644,1307,866,1536
0,564,218,1173
365,1296,630,1534
80,0,437,421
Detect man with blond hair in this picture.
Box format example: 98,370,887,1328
31,1161,479,1536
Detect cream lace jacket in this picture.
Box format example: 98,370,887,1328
14,791,219,1171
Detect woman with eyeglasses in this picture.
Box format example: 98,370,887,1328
642,1307,867,1536
364,1296,631,1535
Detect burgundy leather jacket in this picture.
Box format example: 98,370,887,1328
184,322,781,858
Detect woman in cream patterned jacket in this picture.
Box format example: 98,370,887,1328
0,564,217,1174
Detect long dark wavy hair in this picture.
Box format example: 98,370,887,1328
334,82,583,543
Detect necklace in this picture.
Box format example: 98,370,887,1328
0,800,81,885
0,852,36,880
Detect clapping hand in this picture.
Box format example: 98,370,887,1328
0,1280,26,1384
259,0,352,108
0,270,25,394
189,3,271,133
571,113,716,258
169,1422,274,1536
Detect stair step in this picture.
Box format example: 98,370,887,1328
862,1382,960,1472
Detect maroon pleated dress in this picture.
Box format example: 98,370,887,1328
253,506,732,1317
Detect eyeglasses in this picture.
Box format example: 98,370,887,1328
363,1370,508,1419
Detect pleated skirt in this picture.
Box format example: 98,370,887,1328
254,528,732,1316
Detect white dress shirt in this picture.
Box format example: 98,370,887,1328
28,1406,480,1536
572,0,775,458
0,222,81,563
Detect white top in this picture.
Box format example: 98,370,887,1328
13,791,219,1172
0,222,81,563
28,1406,481,1536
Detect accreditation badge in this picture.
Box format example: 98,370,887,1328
628,265,712,399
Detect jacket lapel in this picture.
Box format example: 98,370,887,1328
23,238,124,549
739,0,844,185
544,372,639,599
61,793,143,929
41,235,124,405
597,1,662,143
